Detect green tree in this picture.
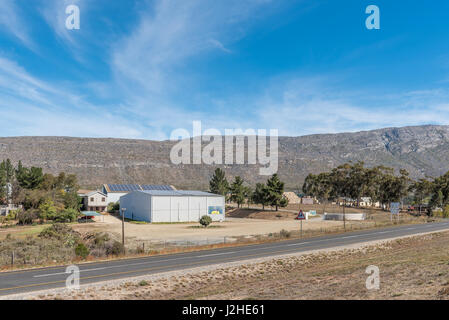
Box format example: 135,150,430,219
362,166,383,206
430,171,449,212
17,166,44,190
38,199,58,221
347,162,367,206
230,176,246,208
302,173,318,198
63,191,82,210
252,183,269,210
0,159,14,183
209,168,229,197
409,178,433,215
378,169,410,208
0,167,6,203
266,174,286,211
243,186,253,208
15,161,26,185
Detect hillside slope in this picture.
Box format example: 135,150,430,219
1,125,448,190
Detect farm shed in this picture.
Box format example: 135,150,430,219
119,190,225,223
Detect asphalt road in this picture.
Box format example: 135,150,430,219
1,220,449,297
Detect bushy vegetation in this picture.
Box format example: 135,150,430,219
433,205,449,218
75,243,90,259
0,224,127,267
0,159,82,225
39,223,81,247
302,162,449,217
107,202,120,213
199,215,212,228
82,232,124,257
209,168,289,211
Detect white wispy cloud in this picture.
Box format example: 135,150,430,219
0,0,34,49
249,76,449,136
104,0,277,138
0,56,145,138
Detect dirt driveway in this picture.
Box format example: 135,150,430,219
72,214,356,243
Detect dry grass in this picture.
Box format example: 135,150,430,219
35,231,449,300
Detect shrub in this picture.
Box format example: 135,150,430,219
75,243,90,259
138,280,149,286
6,209,20,221
279,229,291,238
444,205,449,218
39,223,80,247
199,215,212,228
109,241,124,255
107,202,120,213
434,206,449,218
94,233,110,246
17,210,37,225
54,208,79,223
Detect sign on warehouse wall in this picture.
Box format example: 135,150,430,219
208,206,224,215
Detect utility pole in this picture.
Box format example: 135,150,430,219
121,207,126,253
343,198,346,232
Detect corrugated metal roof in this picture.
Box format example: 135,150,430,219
103,184,175,193
86,190,107,197
141,185,174,191
138,190,221,197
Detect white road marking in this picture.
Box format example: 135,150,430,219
34,251,239,278
286,242,309,247
196,252,236,258
340,235,361,239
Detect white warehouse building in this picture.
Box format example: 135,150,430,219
119,190,225,223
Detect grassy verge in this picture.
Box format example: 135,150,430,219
35,231,449,300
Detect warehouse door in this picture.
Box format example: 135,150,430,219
152,196,171,223
170,197,190,222
188,197,207,222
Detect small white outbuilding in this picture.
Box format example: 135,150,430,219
119,190,225,223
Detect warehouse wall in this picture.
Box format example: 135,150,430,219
120,192,151,222
151,196,225,223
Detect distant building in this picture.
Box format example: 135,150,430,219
359,197,381,208
301,197,314,205
0,204,22,216
81,191,108,212
102,184,176,204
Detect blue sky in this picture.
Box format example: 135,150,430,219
1,0,449,140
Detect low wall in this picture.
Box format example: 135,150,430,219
323,213,366,221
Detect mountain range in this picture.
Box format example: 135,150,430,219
1,125,448,190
